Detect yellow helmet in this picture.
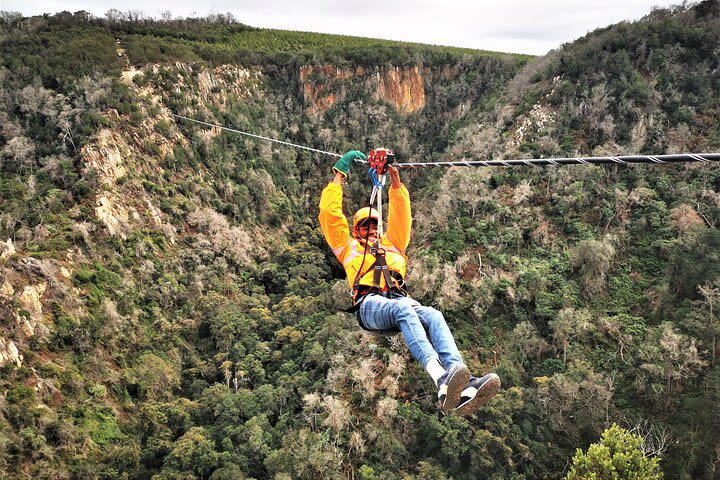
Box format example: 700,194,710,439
353,207,379,232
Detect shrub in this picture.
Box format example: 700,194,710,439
566,423,663,479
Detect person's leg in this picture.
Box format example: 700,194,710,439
399,297,464,369
405,299,502,414
359,294,469,412
359,294,438,369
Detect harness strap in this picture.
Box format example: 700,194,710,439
351,256,367,296
371,246,395,299
349,243,406,309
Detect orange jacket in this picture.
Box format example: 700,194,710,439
319,182,411,291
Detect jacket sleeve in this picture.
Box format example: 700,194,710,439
318,182,351,259
387,184,411,253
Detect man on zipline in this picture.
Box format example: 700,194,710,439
319,149,501,415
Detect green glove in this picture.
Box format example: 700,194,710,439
333,150,366,177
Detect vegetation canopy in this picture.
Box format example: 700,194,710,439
0,2,719,479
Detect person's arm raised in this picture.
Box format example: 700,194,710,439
386,166,411,252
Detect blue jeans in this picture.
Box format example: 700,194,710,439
359,293,464,370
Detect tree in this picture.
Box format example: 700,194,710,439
104,9,125,23
126,352,181,401
683,279,720,366
164,427,223,478
536,362,614,441
263,428,344,479
1,136,36,173
549,308,593,367
637,322,706,410
572,238,615,298
510,320,551,363
0,11,23,27
669,228,720,300
565,423,663,479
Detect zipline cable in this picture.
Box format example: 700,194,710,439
172,113,367,163
171,114,720,168
398,153,720,168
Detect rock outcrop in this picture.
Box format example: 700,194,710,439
0,238,16,260
375,66,425,113
300,64,426,115
512,76,560,148
17,283,47,337
0,338,21,367
0,280,13,297
194,65,261,107
82,129,128,186
95,194,137,240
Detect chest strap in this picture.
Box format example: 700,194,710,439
350,242,405,306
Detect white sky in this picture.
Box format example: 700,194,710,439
1,0,684,55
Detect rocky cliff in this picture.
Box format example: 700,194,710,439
299,64,428,115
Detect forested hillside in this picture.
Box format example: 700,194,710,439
1,2,719,479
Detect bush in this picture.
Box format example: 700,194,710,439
566,424,663,479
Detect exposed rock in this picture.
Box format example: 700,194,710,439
173,63,262,108
1,280,13,298
198,127,222,144
300,64,354,80
19,283,46,311
375,66,425,113
0,337,21,367
16,313,35,337
144,197,164,226
95,192,169,243
81,129,128,186
299,64,426,115
299,64,358,115
17,257,69,296
302,88,338,116
0,238,16,260
18,282,46,329
144,197,176,244
96,194,133,239
121,66,143,84
630,115,649,152
512,102,556,147
8,282,51,339
511,76,561,148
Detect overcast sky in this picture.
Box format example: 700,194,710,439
2,0,684,55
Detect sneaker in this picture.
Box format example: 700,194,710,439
455,373,501,416
437,363,470,413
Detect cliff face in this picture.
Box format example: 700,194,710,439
298,64,353,116
299,64,426,115
375,65,426,113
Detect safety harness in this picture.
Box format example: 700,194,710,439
346,239,407,333
351,241,406,301
346,149,407,329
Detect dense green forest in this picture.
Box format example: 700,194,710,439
1,2,719,479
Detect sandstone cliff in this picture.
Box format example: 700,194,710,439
299,64,427,115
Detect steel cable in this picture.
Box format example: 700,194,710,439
172,113,367,163
397,153,720,168
171,114,720,168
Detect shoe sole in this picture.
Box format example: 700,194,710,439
440,364,470,413
455,373,501,416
